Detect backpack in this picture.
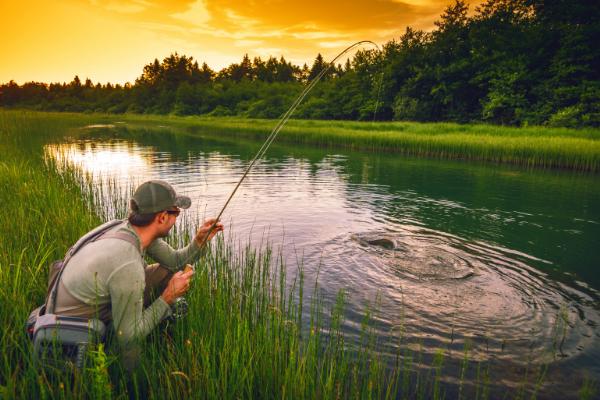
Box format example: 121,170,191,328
26,219,138,368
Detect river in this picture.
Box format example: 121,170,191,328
46,123,600,398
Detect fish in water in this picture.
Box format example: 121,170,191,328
352,234,396,250
351,232,478,281
365,238,395,250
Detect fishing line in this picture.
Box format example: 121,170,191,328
198,40,382,244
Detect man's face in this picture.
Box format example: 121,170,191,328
156,207,180,238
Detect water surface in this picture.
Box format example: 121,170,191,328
46,124,600,398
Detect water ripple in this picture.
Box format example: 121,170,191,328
319,226,599,365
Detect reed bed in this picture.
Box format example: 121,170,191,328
0,110,595,399
107,112,600,172
4,110,600,171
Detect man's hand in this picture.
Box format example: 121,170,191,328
161,269,194,305
195,218,224,247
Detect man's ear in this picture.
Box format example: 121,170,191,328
154,211,167,225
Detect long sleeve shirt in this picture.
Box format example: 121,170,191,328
52,221,203,351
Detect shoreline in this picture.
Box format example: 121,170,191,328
5,109,599,172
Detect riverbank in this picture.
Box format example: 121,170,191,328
3,109,600,171
110,112,600,172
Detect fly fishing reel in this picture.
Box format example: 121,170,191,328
170,297,189,320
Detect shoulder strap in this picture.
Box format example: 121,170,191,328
67,219,125,260
98,230,139,248
46,219,128,314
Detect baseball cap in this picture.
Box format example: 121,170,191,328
130,180,191,214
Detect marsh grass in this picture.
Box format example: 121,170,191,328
0,110,597,399
5,109,600,172
110,112,600,172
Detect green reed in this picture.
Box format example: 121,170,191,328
4,109,600,171
0,109,596,399
101,112,600,172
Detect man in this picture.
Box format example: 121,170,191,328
47,180,223,368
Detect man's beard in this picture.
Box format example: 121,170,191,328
158,225,172,238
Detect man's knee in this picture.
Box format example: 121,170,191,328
145,264,174,287
143,264,173,305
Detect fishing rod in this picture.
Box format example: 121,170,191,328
196,40,381,246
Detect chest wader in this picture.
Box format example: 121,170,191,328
26,219,138,370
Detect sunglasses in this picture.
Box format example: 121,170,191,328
165,209,181,216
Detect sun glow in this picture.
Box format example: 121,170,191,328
46,140,153,184
1,0,483,84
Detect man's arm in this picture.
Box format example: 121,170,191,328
146,238,203,272
146,218,223,271
107,261,171,345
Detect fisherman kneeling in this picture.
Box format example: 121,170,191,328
43,180,223,370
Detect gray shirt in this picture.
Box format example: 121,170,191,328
52,221,202,348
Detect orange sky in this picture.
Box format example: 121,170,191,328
1,0,482,85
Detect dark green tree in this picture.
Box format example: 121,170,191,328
308,53,328,81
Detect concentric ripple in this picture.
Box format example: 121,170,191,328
352,231,479,281
320,226,599,365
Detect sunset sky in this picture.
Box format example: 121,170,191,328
1,0,482,85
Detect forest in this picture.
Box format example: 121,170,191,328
1,0,598,127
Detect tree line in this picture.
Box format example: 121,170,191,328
1,0,598,127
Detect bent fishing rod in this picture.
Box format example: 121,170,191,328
196,40,381,246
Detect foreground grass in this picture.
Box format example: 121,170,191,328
0,110,596,399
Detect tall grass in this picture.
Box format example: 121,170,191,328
4,109,600,171
100,112,600,172
0,110,596,399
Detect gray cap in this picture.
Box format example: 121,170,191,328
130,180,191,214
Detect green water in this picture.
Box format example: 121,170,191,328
47,124,600,398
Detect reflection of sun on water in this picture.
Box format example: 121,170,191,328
46,142,152,184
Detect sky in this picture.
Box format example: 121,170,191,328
1,0,482,85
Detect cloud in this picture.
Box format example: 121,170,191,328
200,0,416,31
291,30,352,40
190,26,286,40
318,40,357,49
86,0,485,45
171,0,210,26
58,0,486,74
223,9,261,29
253,47,284,57
94,0,149,14
234,39,263,48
